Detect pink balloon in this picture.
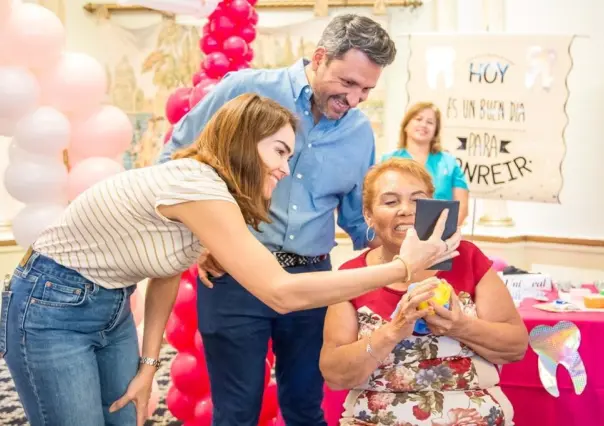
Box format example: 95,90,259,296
164,126,174,145
170,352,210,397
4,2,65,70
189,79,218,109
193,331,204,356
200,34,221,55
193,397,213,425
38,52,107,115
69,105,133,160
173,277,198,325
239,24,257,44
489,256,508,272
67,157,125,201
165,312,196,352
191,71,207,86
202,52,230,79
226,0,252,22
166,385,196,422
166,87,193,125
223,36,248,61
259,383,279,424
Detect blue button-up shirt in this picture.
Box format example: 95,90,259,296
159,59,375,256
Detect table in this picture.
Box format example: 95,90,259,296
500,292,604,426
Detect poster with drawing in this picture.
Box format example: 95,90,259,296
407,34,574,203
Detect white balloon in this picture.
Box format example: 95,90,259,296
8,139,63,164
14,106,70,156
4,159,68,204
0,66,40,123
11,202,67,248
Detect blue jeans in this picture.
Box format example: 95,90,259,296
0,251,139,426
197,257,331,426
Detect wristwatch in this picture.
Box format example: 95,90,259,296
139,356,161,369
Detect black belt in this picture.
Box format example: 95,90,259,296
274,252,328,268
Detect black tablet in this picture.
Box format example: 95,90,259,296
414,199,459,271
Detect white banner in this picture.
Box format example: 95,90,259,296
407,34,574,203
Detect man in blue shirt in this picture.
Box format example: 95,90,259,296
160,14,396,426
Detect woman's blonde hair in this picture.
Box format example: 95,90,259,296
173,93,297,231
362,158,435,214
398,102,442,154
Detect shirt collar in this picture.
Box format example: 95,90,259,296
288,58,312,101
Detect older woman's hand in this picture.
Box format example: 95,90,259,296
384,280,437,341
424,291,468,337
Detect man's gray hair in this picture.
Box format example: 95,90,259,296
317,14,397,67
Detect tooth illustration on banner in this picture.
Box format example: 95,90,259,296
425,46,456,89
529,321,587,397
525,46,557,90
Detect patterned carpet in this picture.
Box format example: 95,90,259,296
0,345,182,426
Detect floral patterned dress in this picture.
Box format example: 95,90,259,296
336,241,515,426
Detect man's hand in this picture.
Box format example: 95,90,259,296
197,249,225,288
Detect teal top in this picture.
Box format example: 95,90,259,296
381,149,468,201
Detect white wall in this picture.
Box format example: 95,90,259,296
384,0,604,239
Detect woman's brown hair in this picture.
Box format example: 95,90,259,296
173,93,297,231
362,158,435,214
398,102,442,154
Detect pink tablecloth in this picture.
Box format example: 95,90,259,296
499,295,604,426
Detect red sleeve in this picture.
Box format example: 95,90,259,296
441,241,493,298
338,251,369,271
469,241,493,283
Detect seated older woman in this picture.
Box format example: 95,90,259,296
319,158,528,425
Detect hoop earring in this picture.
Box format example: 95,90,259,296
366,226,376,242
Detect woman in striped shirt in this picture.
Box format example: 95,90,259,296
1,93,460,426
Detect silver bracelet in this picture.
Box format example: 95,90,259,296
365,334,384,365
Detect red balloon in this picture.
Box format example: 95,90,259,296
165,312,196,352
247,0,258,5
223,35,248,61
210,14,237,41
227,0,252,22
202,52,230,79
266,339,275,366
200,34,221,55
243,46,254,62
194,330,204,356
238,24,257,44
264,359,271,389
189,79,219,108
193,397,213,426
259,383,279,423
166,385,196,422
165,87,193,124
163,126,173,145
229,61,250,72
249,8,258,25
170,352,211,397
173,278,197,324
202,23,210,36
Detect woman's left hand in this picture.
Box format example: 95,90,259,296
424,290,467,337
109,367,155,425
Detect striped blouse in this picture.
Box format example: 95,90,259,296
33,158,236,289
